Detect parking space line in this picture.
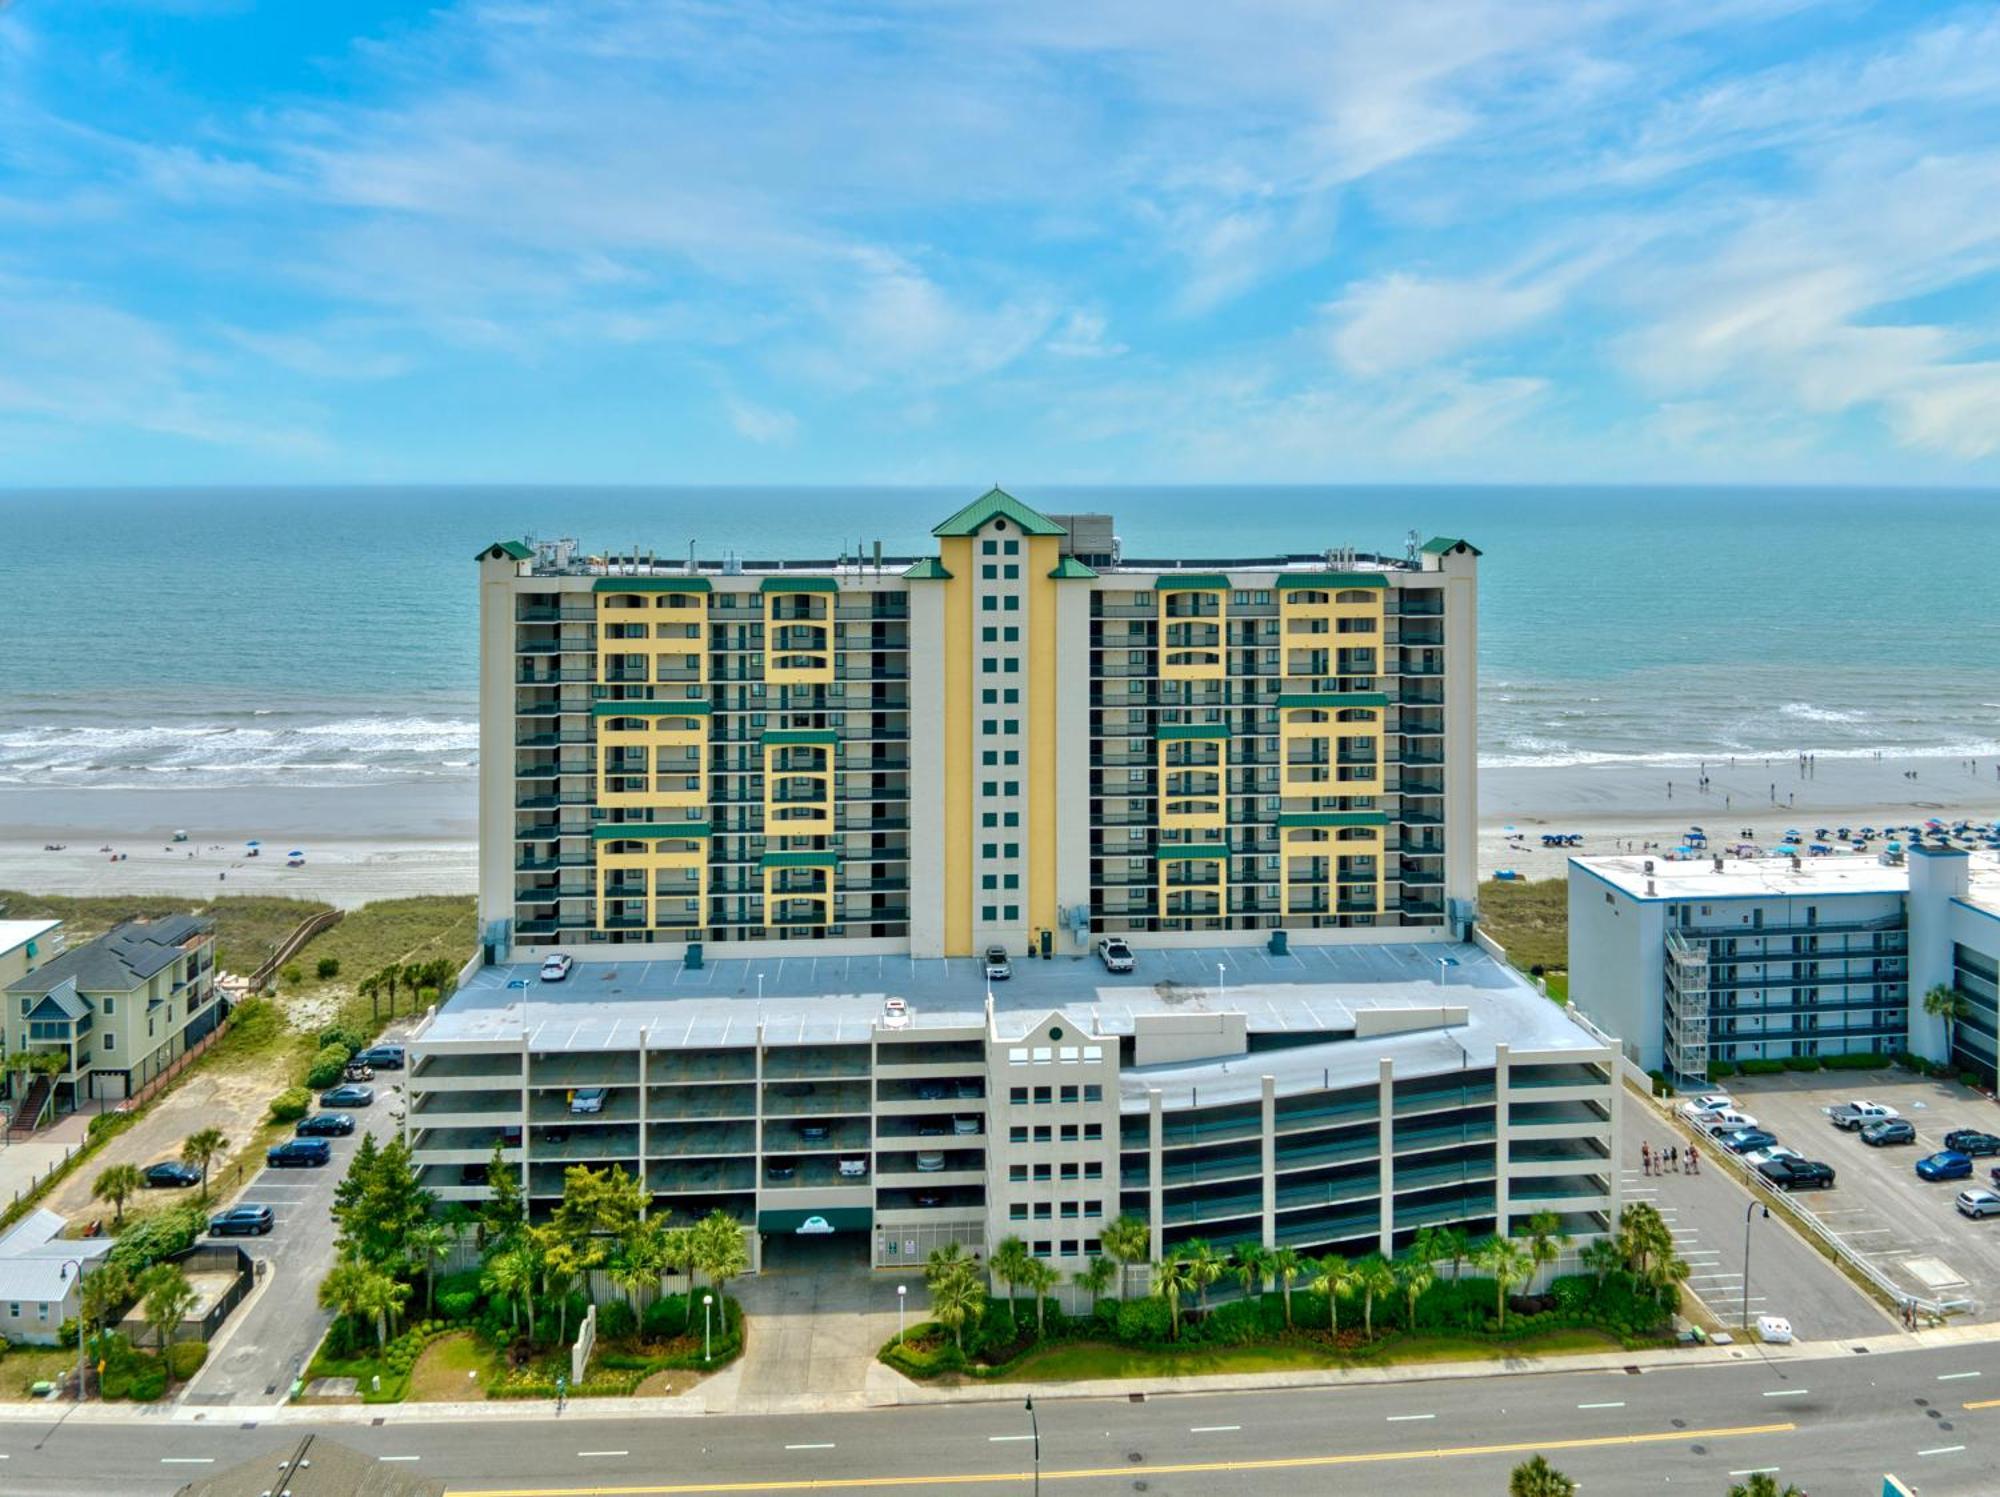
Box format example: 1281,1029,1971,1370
1919,1446,1966,1457
1938,1371,1981,1381
1762,1389,1809,1399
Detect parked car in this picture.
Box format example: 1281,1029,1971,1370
951,1114,981,1136
296,1113,356,1137
1861,1117,1917,1146
1917,1150,1975,1182
1758,1158,1836,1190
984,945,1012,981
1743,1145,1803,1168
1722,1128,1779,1155
1097,937,1135,973
569,1087,607,1115
765,1157,797,1181
1945,1129,2000,1157
797,1121,831,1142
540,952,574,982
143,1161,201,1189
912,1191,944,1208
267,1138,332,1169
881,997,910,1030
209,1205,274,1237
1830,1100,1899,1131
953,1079,982,1100
342,1063,376,1083
915,1151,948,1172
353,1044,405,1070
1677,1094,1736,1123
319,1084,375,1108
838,1156,868,1178
917,1118,948,1137
1957,1188,2000,1219
1702,1109,1760,1136
915,1080,949,1101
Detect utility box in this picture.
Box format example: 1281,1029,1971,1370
1267,930,1289,956
686,942,703,970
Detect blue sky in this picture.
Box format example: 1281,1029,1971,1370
3,0,1999,485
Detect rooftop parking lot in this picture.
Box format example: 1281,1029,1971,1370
1720,1070,2000,1321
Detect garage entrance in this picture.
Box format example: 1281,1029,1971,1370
756,1207,871,1273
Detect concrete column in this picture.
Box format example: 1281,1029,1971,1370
517,1032,531,1223
1492,1042,1511,1240
477,552,526,951
637,1026,651,1216
1605,1047,1624,1236
1439,550,1479,918
1377,1056,1395,1257
1908,846,1970,1061
1260,1074,1277,1251
906,583,948,957
1148,1088,1165,1263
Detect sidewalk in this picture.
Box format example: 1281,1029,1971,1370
0,1111,89,1216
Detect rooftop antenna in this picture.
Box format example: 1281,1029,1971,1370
1405,529,1421,567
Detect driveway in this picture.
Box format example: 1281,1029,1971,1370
181,1080,404,1405
711,1233,906,1414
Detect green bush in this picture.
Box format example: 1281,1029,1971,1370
1647,1070,1674,1098
281,964,303,986
1707,1059,1740,1080
316,1023,371,1053
438,1290,479,1323
1962,1072,1986,1091
316,957,341,979
268,1086,311,1123
57,1316,79,1348
597,1300,637,1341
305,1043,352,1089
1782,1055,1822,1072
106,1202,208,1277
1738,1058,1786,1075
879,1323,965,1378
1821,1051,1893,1071
1114,1296,1172,1343
166,1340,208,1380
640,1293,694,1341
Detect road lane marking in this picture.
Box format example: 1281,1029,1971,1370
988,1436,1035,1443
1962,1397,2000,1409
1728,1468,1781,1477
580,1451,631,1458
784,1444,836,1451
161,1458,216,1464
1577,1402,1625,1410
1189,1425,1241,1433
1919,1445,1965,1456
1938,1371,1981,1381
382,1456,422,1462
1385,1414,1435,1422
444,1421,1802,1495
1761,1389,1808,1399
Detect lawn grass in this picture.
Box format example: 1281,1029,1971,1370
0,891,330,978
1478,875,1569,987
0,1344,78,1400
995,1327,1623,1383
408,1330,503,1402
283,895,477,1031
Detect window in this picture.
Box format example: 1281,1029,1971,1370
1059,1162,1079,1180
1059,1124,1078,1142
1084,1122,1103,1141
983,873,998,889
1010,1086,1028,1105
1003,718,1019,734
1002,874,1018,890
1032,1202,1052,1220
1060,1085,1078,1104
982,904,998,921
1003,540,1019,555
1005,843,1020,857
1009,1164,1028,1182
1003,904,1019,919
1009,1126,1027,1143
982,842,998,858
982,750,998,766
1033,1125,1052,1143
1003,658,1020,674
982,564,998,580
1002,564,1019,579
982,690,997,704
1059,1240,1077,1257
103,997,115,1016
1004,596,1019,612
1033,1086,1051,1104
982,597,997,612
103,1033,114,1052
982,540,998,555
1002,688,1019,703
1003,812,1019,827
1084,1162,1103,1180
1034,1240,1052,1257
1003,750,1019,765
1032,1164,1051,1181
1083,1084,1102,1103
1060,1201,1078,1219
1085,1200,1103,1218
1003,626,1019,641
1004,780,1019,795
982,813,998,828
982,626,998,641
1084,1237,1102,1254
1009,1203,1027,1220
982,658,998,674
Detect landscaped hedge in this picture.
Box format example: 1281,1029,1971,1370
106,1202,208,1277
1820,1052,1893,1071
165,1340,209,1381
268,1086,312,1123
305,1043,353,1090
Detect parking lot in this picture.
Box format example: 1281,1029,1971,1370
1719,1071,2000,1321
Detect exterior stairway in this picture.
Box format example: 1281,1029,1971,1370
6,1073,53,1139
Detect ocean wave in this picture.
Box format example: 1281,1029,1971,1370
0,715,480,789
1480,740,2000,770
1778,701,1866,724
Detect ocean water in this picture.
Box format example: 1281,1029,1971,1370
2,486,1996,791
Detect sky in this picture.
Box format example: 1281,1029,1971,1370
3,0,1999,486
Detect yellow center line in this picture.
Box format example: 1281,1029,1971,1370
445,1421,1798,1495
1963,1397,2000,1410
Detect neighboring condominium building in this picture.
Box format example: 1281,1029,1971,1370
1568,845,2000,1088
477,488,1480,962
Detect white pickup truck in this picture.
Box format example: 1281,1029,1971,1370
1828,1099,1900,1131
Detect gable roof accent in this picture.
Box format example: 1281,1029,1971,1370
7,916,210,998
591,576,712,594
901,558,953,581
1047,556,1098,579
1152,573,1231,590
28,982,86,1021
1420,536,1482,557
931,487,1066,538
477,540,534,562
758,576,839,594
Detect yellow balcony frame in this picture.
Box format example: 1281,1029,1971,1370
596,709,709,812
1155,847,1230,922
1156,580,1227,682
1279,584,1381,656
1279,704,1382,793
1156,736,1227,834
1281,823,1386,916
595,590,709,688
595,833,708,933
763,593,833,685
762,739,834,835
761,859,835,929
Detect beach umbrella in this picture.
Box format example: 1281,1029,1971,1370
245,839,261,848
288,849,304,858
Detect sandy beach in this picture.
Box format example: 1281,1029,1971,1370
2,753,1997,907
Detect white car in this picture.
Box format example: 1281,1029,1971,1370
881,998,911,1030
1678,1094,1736,1122
1702,1109,1759,1136
569,1087,607,1115
1957,1188,2000,1219
1743,1145,1802,1168
951,1114,981,1136
915,1151,947,1172
1755,1314,1795,1345
1829,1100,1899,1130
1098,937,1135,973
540,952,574,982
837,1156,868,1179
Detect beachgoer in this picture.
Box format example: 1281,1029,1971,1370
1641,1142,1651,1176
1687,1144,1699,1175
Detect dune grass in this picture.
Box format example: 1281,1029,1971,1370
1478,876,1569,990
0,890,329,978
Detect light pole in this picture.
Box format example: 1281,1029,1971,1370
897,1284,907,1345
703,1293,714,1363
1025,1394,1041,1497
60,1258,88,1403
1217,964,1225,1003
1742,1201,1769,1332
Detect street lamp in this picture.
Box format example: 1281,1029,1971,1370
703,1293,715,1363
59,1258,88,1403
897,1284,907,1345
1217,963,1226,1003
1025,1394,1041,1497
1742,1201,1769,1332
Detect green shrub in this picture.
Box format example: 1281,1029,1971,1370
1114,1296,1172,1344
439,1290,479,1323
268,1086,311,1123
1647,1070,1674,1098
316,1023,371,1053
1821,1051,1893,1071
1707,1059,1740,1080
107,1203,208,1277
166,1341,208,1380
281,964,303,986
57,1317,79,1348
597,1300,637,1342
1962,1072,1985,1091
316,957,341,980
418,986,440,1006
1738,1058,1786,1075
1782,1055,1822,1072
305,1043,352,1089
879,1323,964,1378
640,1293,693,1341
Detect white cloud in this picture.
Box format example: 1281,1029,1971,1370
1044,309,1126,359
723,393,798,446
1328,272,1562,375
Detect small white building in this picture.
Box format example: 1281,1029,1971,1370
1568,845,2000,1088
0,1208,111,1346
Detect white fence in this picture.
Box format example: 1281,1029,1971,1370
570,1304,596,1386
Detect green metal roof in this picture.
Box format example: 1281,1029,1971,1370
1420,536,1482,556
931,486,1066,538
762,729,839,746
901,558,953,581
478,540,534,561
592,822,711,841
592,700,711,717
759,851,839,869
591,576,712,594
1276,692,1389,709
1153,843,1231,861
1155,724,1232,741
759,576,839,594
758,1207,870,1234
1153,573,1231,591
1277,812,1389,828
1274,572,1389,590
1047,555,1098,579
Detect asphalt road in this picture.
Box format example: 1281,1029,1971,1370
5,1339,1996,1496
180,1080,405,1405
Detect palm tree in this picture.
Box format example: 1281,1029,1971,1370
1395,1253,1435,1332
360,1266,412,1351
93,1163,143,1228
1073,1256,1116,1310
1101,1214,1150,1299
407,1218,453,1316
1519,1209,1571,1291
1152,1255,1200,1341
481,1238,539,1340
1476,1235,1531,1328
181,1128,228,1203
924,1240,967,1289
1432,1224,1469,1280
611,1215,668,1312
1924,984,1971,1064
1580,1237,1623,1289
1179,1238,1223,1313
1311,1254,1360,1336
991,1236,1033,1327
541,1237,584,1345
138,1263,197,1366
1270,1246,1305,1326
695,1210,749,1308
1509,1453,1577,1497
930,1260,986,1353
1020,1258,1060,1336
1727,1475,1804,1497
1356,1254,1396,1339
1232,1243,1272,1302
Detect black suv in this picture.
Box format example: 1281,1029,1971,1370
1945,1129,2000,1157
1758,1157,1836,1190
296,1112,356,1137
267,1138,332,1169
210,1205,275,1236
352,1045,405,1070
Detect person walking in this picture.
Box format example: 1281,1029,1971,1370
1641,1141,1652,1177
1687,1143,1699,1175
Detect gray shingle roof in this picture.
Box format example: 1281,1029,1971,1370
6,915,209,998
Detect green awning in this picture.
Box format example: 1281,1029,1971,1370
1277,693,1389,709
757,1207,872,1234
759,576,839,594
760,852,838,870
1278,812,1388,828
1155,724,1231,741
593,822,711,841
1153,844,1231,861
591,576,712,593
762,729,839,746
1153,573,1230,590
592,700,711,717
1274,573,1389,589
